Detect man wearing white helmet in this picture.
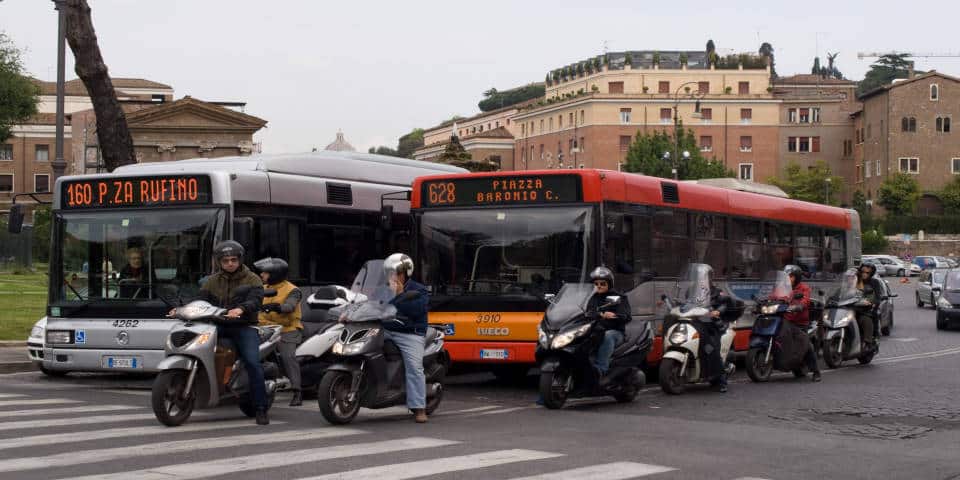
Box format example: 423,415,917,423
383,253,431,423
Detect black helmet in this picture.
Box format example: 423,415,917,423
784,265,803,279
589,266,614,287
254,257,288,284
859,262,877,277
213,240,244,261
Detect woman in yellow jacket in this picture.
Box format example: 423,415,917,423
254,257,304,406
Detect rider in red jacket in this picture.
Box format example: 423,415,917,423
784,265,821,382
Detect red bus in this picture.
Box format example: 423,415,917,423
411,169,860,372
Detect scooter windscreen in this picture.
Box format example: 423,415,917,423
828,269,862,305
337,272,397,323
761,271,793,301
678,263,716,311
543,283,595,328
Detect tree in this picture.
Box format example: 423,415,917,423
857,54,918,96
0,32,39,143
396,128,424,159
811,56,822,76
368,146,399,157
706,39,716,57
877,172,921,215
768,161,843,205
852,190,868,216
62,0,135,171
939,176,960,214
437,135,495,172
31,205,52,263
478,83,545,112
862,229,889,254
623,126,735,180
759,42,776,78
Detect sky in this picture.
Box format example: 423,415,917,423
2,0,959,154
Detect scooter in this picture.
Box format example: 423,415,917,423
820,290,877,368
316,290,449,424
152,287,282,427
658,295,738,394
745,296,820,382
535,283,652,409
296,286,361,393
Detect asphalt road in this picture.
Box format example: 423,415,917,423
1,279,959,480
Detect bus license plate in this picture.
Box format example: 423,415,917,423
103,356,140,369
480,349,508,360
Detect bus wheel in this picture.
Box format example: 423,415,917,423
658,358,687,395
40,366,68,377
539,369,569,409
491,366,531,385
151,370,195,427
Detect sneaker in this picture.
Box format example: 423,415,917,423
288,390,302,407
718,384,728,393
414,409,428,423
812,371,822,383
255,409,269,426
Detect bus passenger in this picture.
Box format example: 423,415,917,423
587,266,631,380
255,257,304,407
383,253,430,423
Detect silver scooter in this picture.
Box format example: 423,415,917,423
152,287,282,426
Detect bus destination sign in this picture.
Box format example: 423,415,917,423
61,175,213,210
421,174,582,207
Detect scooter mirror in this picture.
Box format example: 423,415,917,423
605,296,620,303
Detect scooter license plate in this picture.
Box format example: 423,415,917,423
479,349,509,360
102,356,140,369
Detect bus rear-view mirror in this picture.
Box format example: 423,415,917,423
7,204,25,234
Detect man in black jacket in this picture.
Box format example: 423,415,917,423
587,266,632,377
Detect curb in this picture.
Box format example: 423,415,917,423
0,341,26,347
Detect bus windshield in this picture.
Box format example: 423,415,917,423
417,206,593,297
54,208,225,304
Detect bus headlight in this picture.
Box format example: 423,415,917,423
46,330,73,345
551,324,592,349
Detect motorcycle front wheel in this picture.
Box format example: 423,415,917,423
425,383,443,415
318,371,361,424
151,370,196,427
538,369,570,409
823,337,843,369
658,358,687,395
745,347,773,382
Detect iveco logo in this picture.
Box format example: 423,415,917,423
477,327,510,336
115,331,130,346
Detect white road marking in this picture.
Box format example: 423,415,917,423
0,404,140,418
434,405,501,415
508,462,677,480
0,412,206,431
60,437,458,480
99,389,152,397
874,346,960,364
0,419,284,451
0,398,83,408
464,406,530,417
0,428,365,473
0,394,25,399
889,337,918,342
301,449,564,480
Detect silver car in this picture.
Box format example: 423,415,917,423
917,268,950,308
864,255,910,277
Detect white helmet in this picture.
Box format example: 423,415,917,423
384,253,414,278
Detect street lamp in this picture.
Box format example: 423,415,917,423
52,0,67,182
671,81,707,180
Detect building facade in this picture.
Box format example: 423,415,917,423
855,72,960,213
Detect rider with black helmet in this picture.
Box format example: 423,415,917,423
856,262,883,352
587,266,632,378
255,257,304,407
172,240,269,425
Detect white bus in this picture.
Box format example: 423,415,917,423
18,151,465,375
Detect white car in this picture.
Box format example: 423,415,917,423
863,255,915,277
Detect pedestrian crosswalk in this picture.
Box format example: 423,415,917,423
0,387,773,480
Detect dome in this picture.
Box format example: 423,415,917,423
324,131,356,152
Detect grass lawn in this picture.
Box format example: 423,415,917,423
0,265,48,341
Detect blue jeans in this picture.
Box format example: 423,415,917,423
220,327,268,410
594,329,624,374
384,330,426,409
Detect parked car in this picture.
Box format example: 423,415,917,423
913,256,951,270
937,256,959,268
863,255,911,277
909,263,923,276
935,270,960,330
876,278,897,336
861,258,885,277
916,268,949,308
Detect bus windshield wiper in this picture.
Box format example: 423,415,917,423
65,281,86,301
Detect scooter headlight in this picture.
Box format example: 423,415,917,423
668,324,690,345
833,312,855,328
191,332,212,347
938,296,953,309
537,325,549,347
550,323,592,349
760,304,780,315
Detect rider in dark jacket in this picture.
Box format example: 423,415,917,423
586,266,632,377
784,265,821,382
856,263,883,352
383,253,430,424
688,265,736,393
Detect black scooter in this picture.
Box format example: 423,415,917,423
536,283,652,409
745,293,820,382
316,290,449,424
